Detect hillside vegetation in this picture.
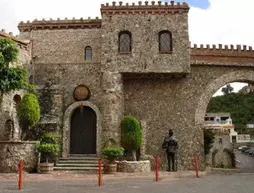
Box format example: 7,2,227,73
207,92,254,135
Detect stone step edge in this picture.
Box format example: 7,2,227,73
54,167,102,170
59,157,100,160
58,160,100,163
56,164,103,167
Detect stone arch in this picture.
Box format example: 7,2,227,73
223,148,236,168
195,70,254,126
62,101,101,157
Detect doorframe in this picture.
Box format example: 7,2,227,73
62,101,101,157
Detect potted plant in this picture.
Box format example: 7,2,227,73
103,146,124,174
36,132,60,174
120,115,151,173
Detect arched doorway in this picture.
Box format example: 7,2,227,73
70,106,96,155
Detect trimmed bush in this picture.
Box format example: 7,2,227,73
18,93,40,127
18,93,40,140
103,146,124,163
121,115,142,161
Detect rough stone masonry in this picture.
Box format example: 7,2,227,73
1,1,254,171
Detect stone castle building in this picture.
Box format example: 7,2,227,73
1,1,254,171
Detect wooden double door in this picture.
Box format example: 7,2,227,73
70,106,96,155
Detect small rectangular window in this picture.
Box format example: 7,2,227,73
85,46,92,61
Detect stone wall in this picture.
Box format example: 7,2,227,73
123,66,254,170
20,28,101,64
19,27,103,110
0,141,38,172
120,160,151,173
0,91,24,141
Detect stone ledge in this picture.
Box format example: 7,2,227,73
209,168,240,173
0,141,37,144
118,160,151,173
0,142,38,172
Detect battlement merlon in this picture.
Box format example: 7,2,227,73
191,44,254,66
18,18,102,32
101,1,189,15
191,44,254,58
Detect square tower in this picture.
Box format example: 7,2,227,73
101,1,190,74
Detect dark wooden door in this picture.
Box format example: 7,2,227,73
70,106,96,154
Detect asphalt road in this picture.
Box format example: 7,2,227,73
0,173,254,193
0,151,253,193
235,150,254,173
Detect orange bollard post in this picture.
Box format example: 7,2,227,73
154,156,156,182
98,159,102,187
155,156,159,182
194,156,199,178
18,160,23,190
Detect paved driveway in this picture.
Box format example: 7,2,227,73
0,173,254,193
235,150,254,173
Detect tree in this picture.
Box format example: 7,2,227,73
221,84,233,95
0,38,30,97
121,115,142,161
207,92,254,135
17,93,40,140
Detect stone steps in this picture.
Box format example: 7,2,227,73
54,156,103,172
54,167,102,171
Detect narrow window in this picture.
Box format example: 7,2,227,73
159,31,172,53
85,46,92,61
119,31,132,53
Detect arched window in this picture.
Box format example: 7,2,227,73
85,46,92,61
13,94,21,106
119,31,132,53
159,31,172,53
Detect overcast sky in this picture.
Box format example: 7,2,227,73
0,0,253,95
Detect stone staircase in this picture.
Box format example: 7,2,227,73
54,156,103,172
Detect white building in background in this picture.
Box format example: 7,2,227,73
204,113,251,143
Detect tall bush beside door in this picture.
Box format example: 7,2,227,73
121,115,142,161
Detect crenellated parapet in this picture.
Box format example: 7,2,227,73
18,17,102,32
0,29,30,49
101,1,189,15
191,44,254,65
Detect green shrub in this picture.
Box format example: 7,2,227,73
0,38,31,94
0,38,18,65
204,129,215,155
103,146,124,163
18,93,40,128
36,132,60,163
121,115,142,161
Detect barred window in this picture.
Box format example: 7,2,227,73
85,46,92,61
159,31,172,53
119,31,132,53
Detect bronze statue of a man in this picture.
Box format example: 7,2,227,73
162,129,178,171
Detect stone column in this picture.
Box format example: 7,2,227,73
101,71,124,147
